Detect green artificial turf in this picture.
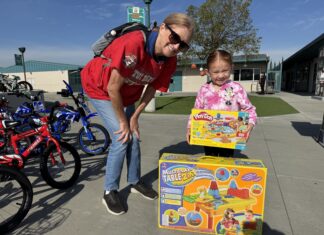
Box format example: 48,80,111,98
140,95,299,117
248,95,299,117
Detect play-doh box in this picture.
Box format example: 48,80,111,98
190,109,250,150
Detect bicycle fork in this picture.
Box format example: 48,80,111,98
81,118,95,141
48,138,66,166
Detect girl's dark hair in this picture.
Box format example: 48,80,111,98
206,49,233,69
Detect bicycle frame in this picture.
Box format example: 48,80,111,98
0,153,24,168
58,80,99,140
3,116,64,169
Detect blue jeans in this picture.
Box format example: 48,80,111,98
89,98,141,191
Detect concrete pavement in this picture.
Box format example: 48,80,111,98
11,91,324,235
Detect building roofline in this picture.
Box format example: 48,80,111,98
284,33,324,63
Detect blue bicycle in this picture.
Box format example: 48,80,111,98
56,80,110,155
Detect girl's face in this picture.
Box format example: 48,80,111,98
207,58,232,86
228,211,234,219
156,23,191,57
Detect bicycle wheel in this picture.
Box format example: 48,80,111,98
0,166,33,233
77,123,110,156
17,81,33,91
40,141,81,189
0,83,7,92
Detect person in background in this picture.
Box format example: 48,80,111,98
259,73,266,94
81,13,194,215
186,49,257,157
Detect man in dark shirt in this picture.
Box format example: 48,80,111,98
259,73,266,94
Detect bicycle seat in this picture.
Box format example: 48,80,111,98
1,120,21,129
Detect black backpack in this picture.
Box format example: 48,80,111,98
91,22,150,57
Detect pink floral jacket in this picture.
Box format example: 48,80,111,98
187,80,257,128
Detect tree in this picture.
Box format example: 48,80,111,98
185,0,261,61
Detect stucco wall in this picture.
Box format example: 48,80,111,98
178,68,255,93
4,71,69,92
182,68,208,92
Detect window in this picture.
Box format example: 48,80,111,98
68,70,82,92
254,69,260,81
234,70,240,81
241,69,253,81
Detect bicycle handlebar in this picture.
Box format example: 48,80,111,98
48,101,61,124
7,90,43,101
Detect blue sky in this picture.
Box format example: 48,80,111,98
0,0,323,67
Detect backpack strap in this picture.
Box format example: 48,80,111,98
99,29,150,60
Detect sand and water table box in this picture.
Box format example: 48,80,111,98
158,153,267,235
190,109,250,150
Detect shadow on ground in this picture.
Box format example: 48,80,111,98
158,141,203,157
118,167,158,213
12,148,107,234
286,91,313,97
291,121,321,137
13,160,85,235
262,222,286,235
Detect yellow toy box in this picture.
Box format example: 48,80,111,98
190,109,250,150
158,153,267,235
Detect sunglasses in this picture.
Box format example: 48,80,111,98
165,24,190,52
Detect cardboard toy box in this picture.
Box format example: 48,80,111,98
158,153,267,235
190,109,250,150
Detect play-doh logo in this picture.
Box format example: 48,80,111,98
193,112,213,121
162,166,196,186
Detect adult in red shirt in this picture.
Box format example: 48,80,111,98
81,13,194,215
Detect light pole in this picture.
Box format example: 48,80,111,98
19,47,27,82
143,0,152,28
143,0,156,112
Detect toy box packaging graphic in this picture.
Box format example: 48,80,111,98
190,109,250,150
158,153,267,235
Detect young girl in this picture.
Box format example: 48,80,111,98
186,50,257,157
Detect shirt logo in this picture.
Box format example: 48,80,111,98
123,54,137,69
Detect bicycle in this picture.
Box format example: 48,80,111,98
0,92,46,155
4,85,110,156
0,102,81,189
0,74,33,93
0,155,33,233
56,80,110,155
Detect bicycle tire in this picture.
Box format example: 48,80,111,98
17,81,33,91
0,83,7,92
40,141,81,189
77,123,110,156
0,165,33,233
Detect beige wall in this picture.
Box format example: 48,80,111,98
8,68,255,94
5,71,69,92
177,68,255,93
182,68,208,92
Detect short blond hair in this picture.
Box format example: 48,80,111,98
163,13,194,35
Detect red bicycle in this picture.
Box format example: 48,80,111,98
0,102,81,189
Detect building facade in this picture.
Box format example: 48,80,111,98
170,54,269,93
282,33,324,95
0,60,82,92
0,54,269,94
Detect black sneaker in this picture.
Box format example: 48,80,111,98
102,190,126,215
130,181,158,200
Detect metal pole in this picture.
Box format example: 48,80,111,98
144,0,156,112
19,47,27,82
21,52,26,82
146,3,150,28
143,0,152,28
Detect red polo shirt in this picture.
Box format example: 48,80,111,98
81,31,177,106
